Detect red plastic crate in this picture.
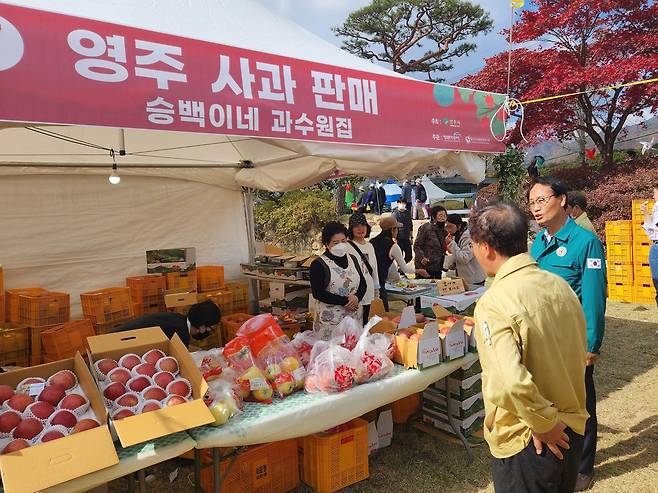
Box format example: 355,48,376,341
18,291,70,327
80,287,133,325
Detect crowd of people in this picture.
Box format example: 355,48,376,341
311,174,617,492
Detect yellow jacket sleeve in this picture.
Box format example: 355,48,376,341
485,313,558,434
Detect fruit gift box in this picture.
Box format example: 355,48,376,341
87,327,214,447
0,353,118,493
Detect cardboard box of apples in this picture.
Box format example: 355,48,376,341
87,327,214,447
0,353,118,493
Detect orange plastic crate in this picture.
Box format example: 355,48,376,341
18,291,70,328
0,266,3,322
198,290,233,316
196,266,225,292
300,418,369,493
221,313,253,342
200,440,299,493
224,281,249,305
41,319,96,360
93,318,131,335
5,288,48,323
391,393,421,424
166,271,197,291
80,287,133,325
0,323,30,367
126,275,166,313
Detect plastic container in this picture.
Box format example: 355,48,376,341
391,393,421,424
607,282,634,302
197,290,233,316
0,323,30,367
18,292,70,328
299,418,369,493
41,319,96,360
80,287,133,325
633,263,653,285
224,281,249,306
604,220,632,240
634,282,656,304
605,242,633,264
196,266,225,292
5,287,48,323
126,275,166,313
606,262,633,286
200,439,298,493
221,313,253,343
165,271,197,291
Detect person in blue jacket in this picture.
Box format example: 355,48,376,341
528,176,606,492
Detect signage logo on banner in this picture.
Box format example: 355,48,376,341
0,16,24,70
0,5,506,152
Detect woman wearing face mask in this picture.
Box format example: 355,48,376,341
309,221,367,340
444,214,486,286
414,205,448,279
345,213,379,324
371,216,429,311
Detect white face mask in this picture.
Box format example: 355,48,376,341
330,243,348,257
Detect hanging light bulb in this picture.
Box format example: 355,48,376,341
109,162,121,185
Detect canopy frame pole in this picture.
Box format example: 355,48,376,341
242,187,258,313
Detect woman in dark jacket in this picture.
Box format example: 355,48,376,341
413,205,448,278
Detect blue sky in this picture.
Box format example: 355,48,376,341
254,0,517,84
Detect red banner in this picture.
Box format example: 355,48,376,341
0,5,506,152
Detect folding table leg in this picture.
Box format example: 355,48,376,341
213,448,221,493
444,376,474,463
138,469,146,493
194,449,203,493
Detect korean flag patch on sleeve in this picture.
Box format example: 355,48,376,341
587,258,602,269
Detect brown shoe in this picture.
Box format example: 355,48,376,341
574,473,594,491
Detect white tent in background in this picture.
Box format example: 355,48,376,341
0,0,505,314
421,176,452,204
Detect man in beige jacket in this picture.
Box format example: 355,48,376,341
470,202,588,493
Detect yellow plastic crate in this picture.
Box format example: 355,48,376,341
633,263,653,285
633,241,651,260
605,220,632,238
631,198,654,214
606,262,634,286
606,242,633,263
607,283,634,303
634,282,656,304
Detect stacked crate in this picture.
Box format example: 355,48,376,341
0,323,30,367
224,280,250,314
605,220,635,303
422,359,484,437
80,287,134,335
0,265,4,322
196,266,225,292
126,275,166,316
631,199,656,304
41,319,96,362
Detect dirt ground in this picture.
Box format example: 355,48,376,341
108,301,657,493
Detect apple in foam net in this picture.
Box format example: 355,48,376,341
134,363,157,377
166,379,190,397
72,419,100,433
128,376,152,393
60,394,87,411
27,401,55,420
41,430,66,443
143,349,165,366
50,370,76,390
50,410,77,428
8,393,34,412
157,357,179,374
0,411,22,433
153,371,175,389
141,401,161,413
103,382,127,401
96,358,118,376
38,385,65,407
116,393,139,408
120,354,142,370
0,384,15,404
165,395,187,407
2,439,30,454
112,409,135,420
108,368,132,385
142,386,167,402
13,418,43,440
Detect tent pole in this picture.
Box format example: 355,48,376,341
242,187,258,314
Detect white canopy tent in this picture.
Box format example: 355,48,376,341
0,0,503,315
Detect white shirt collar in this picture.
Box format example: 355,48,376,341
186,318,192,335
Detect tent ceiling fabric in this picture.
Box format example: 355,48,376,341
0,0,492,190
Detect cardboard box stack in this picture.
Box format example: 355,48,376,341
605,220,634,302
422,358,484,437
631,199,656,303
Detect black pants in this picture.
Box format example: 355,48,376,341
580,365,597,474
492,427,584,493
362,304,370,325
398,238,413,263
379,288,390,312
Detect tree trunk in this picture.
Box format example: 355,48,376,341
601,140,615,167
577,128,587,167
335,186,346,215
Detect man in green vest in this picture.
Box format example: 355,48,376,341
566,191,596,233
529,177,606,492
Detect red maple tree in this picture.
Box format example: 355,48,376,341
460,0,658,166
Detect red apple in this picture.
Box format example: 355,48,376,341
26,401,55,420
0,411,22,433
396,329,412,339
119,354,142,370
140,400,161,413
103,382,127,401
60,394,87,411
141,386,166,402
2,439,30,454
49,370,77,390
409,334,421,341
166,379,191,398
0,384,14,404
8,393,34,412
112,409,135,420
152,371,175,389
142,349,165,365
134,363,157,377
72,419,100,433
157,357,179,374
49,410,77,428
164,395,187,407
96,358,118,377
13,418,43,440
38,386,65,407
108,368,132,385
116,393,139,408
127,376,151,393
41,430,66,443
